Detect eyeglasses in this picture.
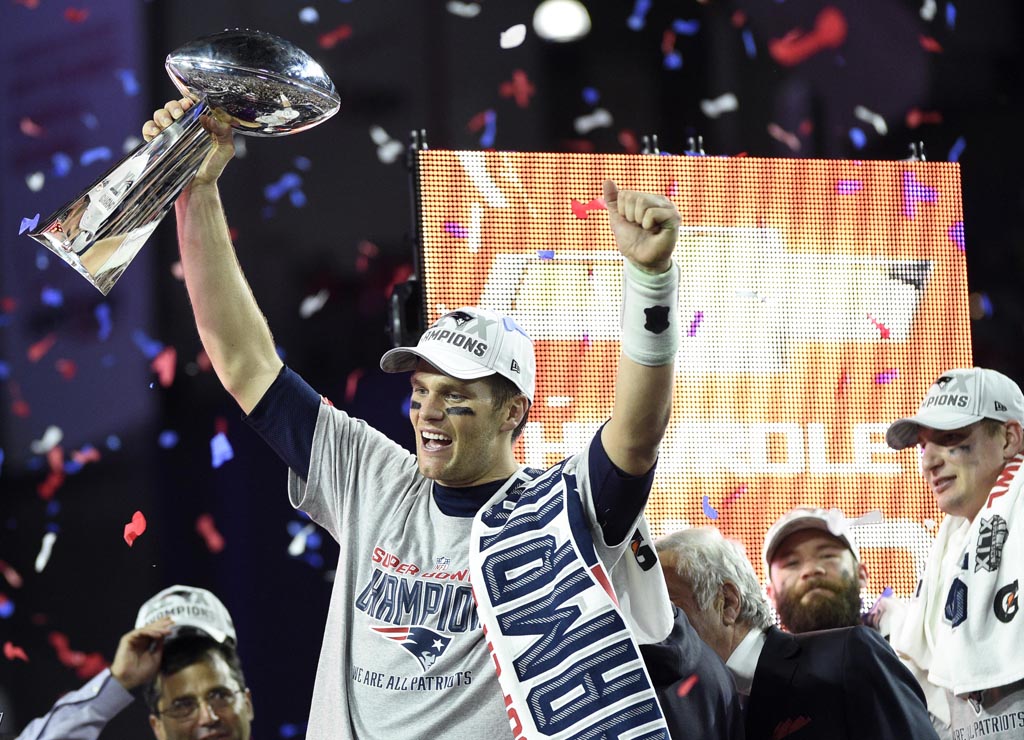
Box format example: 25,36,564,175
156,687,245,721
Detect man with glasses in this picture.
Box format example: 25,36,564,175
885,368,1024,740
15,585,253,740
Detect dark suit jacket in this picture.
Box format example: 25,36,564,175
745,626,938,740
641,606,746,740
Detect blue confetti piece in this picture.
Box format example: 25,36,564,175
302,552,324,568
95,303,112,341
52,152,73,177
279,723,305,739
401,396,411,416
945,2,956,28
306,531,322,550
40,287,63,307
261,205,276,220
289,189,307,208
672,18,700,35
264,172,302,202
286,521,303,537
627,0,651,30
101,354,117,367
0,597,14,619
106,435,122,451
875,368,899,384
742,29,757,58
131,329,164,359
46,500,60,516
978,292,993,317
35,250,50,270
479,109,497,148
81,113,99,130
293,156,312,171
701,494,719,520
0,363,8,379
80,147,112,167
211,432,234,468
537,249,555,260
46,522,60,534
158,430,179,449
582,87,600,106
663,51,683,70
299,6,319,23
19,213,40,235
0,448,4,474
849,127,867,149
115,68,140,96
64,459,84,474
948,136,966,162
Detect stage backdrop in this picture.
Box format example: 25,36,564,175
415,150,971,602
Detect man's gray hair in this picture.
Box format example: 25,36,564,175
657,526,774,631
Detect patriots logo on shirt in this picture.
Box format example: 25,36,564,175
371,625,452,670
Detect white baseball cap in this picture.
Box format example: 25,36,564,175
135,585,236,645
886,368,1024,450
380,307,536,402
763,506,861,574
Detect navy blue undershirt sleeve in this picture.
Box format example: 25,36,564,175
242,365,321,480
591,424,656,545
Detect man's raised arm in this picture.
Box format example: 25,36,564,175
600,179,680,476
144,98,283,413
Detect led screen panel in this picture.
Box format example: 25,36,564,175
415,150,971,602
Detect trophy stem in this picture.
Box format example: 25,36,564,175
28,100,215,295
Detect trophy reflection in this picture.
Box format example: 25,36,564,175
27,29,341,294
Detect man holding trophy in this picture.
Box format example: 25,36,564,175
144,73,687,739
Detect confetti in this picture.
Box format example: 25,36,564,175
300,289,330,318
742,29,757,58
30,426,63,455
123,510,147,547
40,287,63,307
344,368,364,403
700,93,738,119
672,19,700,35
369,126,403,164
920,0,937,21
4,641,28,662
582,87,600,105
299,6,320,24
446,0,481,18
151,346,177,387
0,561,22,588
701,495,719,520
79,147,112,166
115,69,140,96
574,108,612,134
848,127,867,149
35,531,57,572
768,7,847,67
676,673,699,697
196,514,226,553
948,136,966,163
767,123,801,152
55,358,77,380
919,35,943,53
627,0,651,31
500,24,527,49
0,594,13,618
26,172,45,191
19,214,40,235
288,522,318,556
853,105,888,135
499,71,536,109
63,7,89,23
95,303,112,340
264,172,302,202
132,330,164,359
51,152,73,177
902,171,939,219
27,333,57,362
318,23,352,49
211,432,234,468
20,117,44,136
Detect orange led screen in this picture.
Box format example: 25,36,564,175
415,150,971,603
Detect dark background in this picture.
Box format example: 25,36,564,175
1,0,1021,737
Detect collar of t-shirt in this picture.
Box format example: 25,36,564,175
726,626,768,696
433,480,505,517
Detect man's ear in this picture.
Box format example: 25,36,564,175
149,713,165,740
1003,420,1023,459
857,561,869,589
500,396,529,433
720,582,742,626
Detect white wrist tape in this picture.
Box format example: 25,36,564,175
620,260,680,366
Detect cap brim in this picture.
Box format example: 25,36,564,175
380,346,494,381
886,409,985,450
765,518,831,566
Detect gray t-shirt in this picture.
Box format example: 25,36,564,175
289,403,647,740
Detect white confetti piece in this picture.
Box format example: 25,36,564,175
500,23,527,49
700,92,738,119
30,426,63,455
299,289,330,318
35,532,57,573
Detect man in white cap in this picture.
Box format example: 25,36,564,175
143,99,682,739
15,585,253,740
763,506,868,634
886,367,1024,739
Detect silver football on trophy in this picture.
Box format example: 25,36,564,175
28,29,341,294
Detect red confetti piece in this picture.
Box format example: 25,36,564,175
618,129,639,153
14,0,40,7
345,368,365,403
905,107,943,128
151,346,177,387
63,7,89,23
661,29,677,56
48,632,107,678
196,349,212,372
919,35,943,53
867,313,891,339
1,296,16,313
4,641,29,662
570,198,605,220
0,561,23,588
27,333,57,362
37,471,65,500
768,7,847,67
123,510,147,547
676,673,699,696
562,139,595,153
195,514,226,553
318,23,352,49
385,264,415,300
55,358,77,380
19,117,45,137
214,416,229,435
499,70,536,108
731,10,747,27
72,446,101,465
